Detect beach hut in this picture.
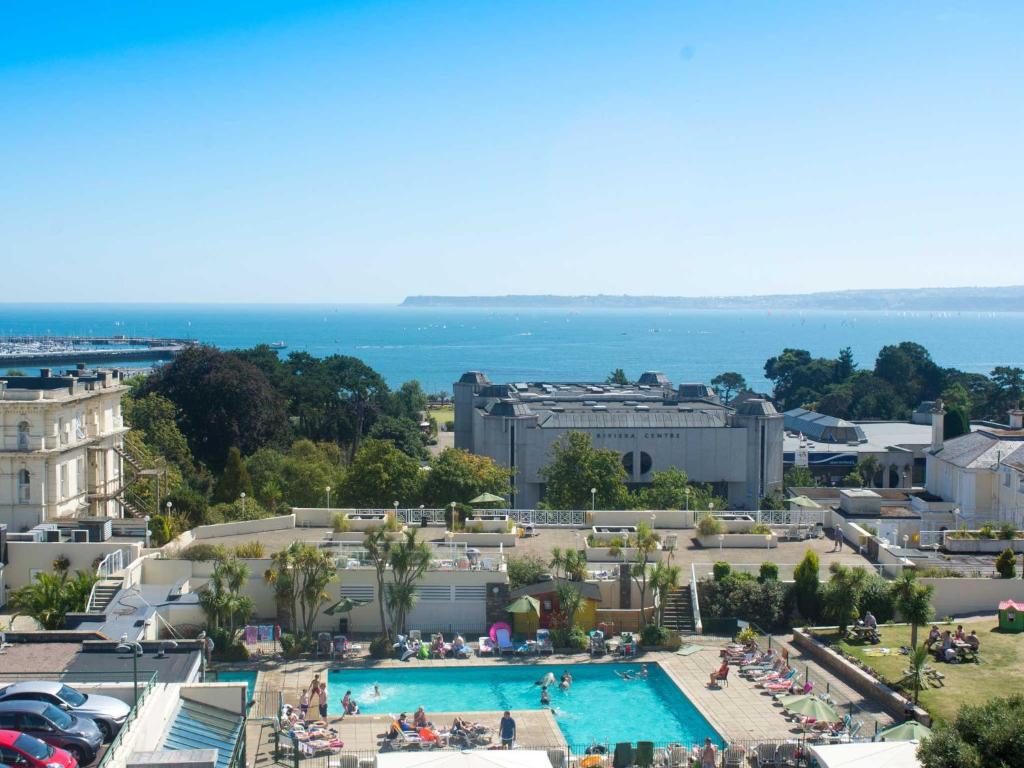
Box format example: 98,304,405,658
506,578,602,635
998,600,1024,632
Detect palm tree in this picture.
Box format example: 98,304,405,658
555,583,584,631
218,558,251,633
294,545,336,637
364,528,393,639
264,544,299,633
629,521,661,624
9,571,96,630
564,549,587,581
549,547,567,579
386,530,432,634
650,561,682,626
901,645,930,705
894,570,934,650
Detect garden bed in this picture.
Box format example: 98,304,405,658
696,532,778,549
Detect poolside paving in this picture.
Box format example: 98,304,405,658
239,633,893,767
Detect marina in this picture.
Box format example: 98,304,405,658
0,335,197,365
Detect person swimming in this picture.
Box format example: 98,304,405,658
615,670,635,680
373,685,381,699
559,671,572,690
639,664,649,678
536,672,557,687
540,685,551,705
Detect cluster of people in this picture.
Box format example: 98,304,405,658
927,624,980,663
615,664,648,681
298,674,329,720
385,708,491,748
534,670,574,707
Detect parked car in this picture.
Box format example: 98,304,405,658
0,702,103,765
0,684,129,741
0,730,77,768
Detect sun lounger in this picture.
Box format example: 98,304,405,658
589,630,606,656
536,628,554,655
495,627,515,655
478,637,495,655
765,673,801,693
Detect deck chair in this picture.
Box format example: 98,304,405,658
753,742,777,767
710,665,729,687
634,741,655,768
723,745,746,768
536,628,554,655
612,742,633,768
495,627,515,655
478,637,495,656
774,742,800,767
667,745,689,768
589,630,606,656
409,629,422,643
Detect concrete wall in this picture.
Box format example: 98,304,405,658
696,533,778,549
181,682,248,714
592,510,695,529
923,577,1024,618
192,515,295,540
5,541,143,590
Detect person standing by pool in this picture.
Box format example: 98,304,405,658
499,711,516,749
299,690,310,720
318,682,329,719
700,738,717,768
559,671,572,690
308,673,321,697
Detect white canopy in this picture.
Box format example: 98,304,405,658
807,741,922,768
376,750,554,768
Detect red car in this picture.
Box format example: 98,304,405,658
0,730,78,768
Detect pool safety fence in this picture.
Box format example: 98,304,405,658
267,735,870,768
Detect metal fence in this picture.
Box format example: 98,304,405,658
94,672,159,768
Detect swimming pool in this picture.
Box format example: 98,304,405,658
216,670,258,702
328,663,720,747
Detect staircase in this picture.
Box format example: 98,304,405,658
662,585,696,633
86,578,124,614
113,444,144,474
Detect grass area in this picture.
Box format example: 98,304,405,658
429,405,454,426
817,620,1024,724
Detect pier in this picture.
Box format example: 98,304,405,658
0,335,198,365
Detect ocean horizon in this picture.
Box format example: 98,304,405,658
1,303,1022,393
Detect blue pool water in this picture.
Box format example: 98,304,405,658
216,671,258,702
328,663,720,747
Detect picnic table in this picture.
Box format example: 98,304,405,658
847,624,880,644
953,640,979,663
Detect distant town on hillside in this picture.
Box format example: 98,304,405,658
403,285,1024,312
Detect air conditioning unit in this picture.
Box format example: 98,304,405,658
72,530,89,543
45,529,61,543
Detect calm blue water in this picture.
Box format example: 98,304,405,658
2,303,1023,392
216,670,257,701
328,663,719,746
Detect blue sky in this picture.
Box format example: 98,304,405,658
2,1,1021,303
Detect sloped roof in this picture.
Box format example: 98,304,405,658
161,699,244,768
934,430,1024,469
509,578,602,602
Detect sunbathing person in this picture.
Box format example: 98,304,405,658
708,660,729,687
398,713,415,732
432,635,447,659
413,707,431,729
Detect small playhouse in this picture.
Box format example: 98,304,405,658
998,600,1024,632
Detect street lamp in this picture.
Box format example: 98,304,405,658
325,486,331,509
197,631,208,682
591,488,597,511
116,640,143,707
449,502,457,532
684,487,691,512
765,532,772,552
240,492,246,516
718,533,725,553
445,530,455,562
165,500,172,516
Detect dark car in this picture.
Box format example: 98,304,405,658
0,702,102,765
0,684,128,741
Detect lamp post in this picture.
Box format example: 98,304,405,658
766,533,772,552
450,502,458,532
116,640,143,707
718,533,725,554
165,500,172,516
591,487,597,512
240,492,246,516
197,631,207,682
445,530,455,562
684,486,691,512
326,486,331,509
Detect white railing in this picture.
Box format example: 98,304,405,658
689,563,702,633
694,508,826,526
95,548,129,577
507,509,588,526
315,540,505,572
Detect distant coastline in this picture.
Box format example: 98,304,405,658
402,286,1024,313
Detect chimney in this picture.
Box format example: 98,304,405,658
931,399,945,452
1010,409,1024,430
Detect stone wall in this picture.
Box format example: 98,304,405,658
485,582,510,628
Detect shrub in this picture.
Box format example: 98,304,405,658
793,549,820,621
279,633,296,654
735,627,758,645
640,623,670,647
568,626,588,651
233,540,266,558
469,522,484,533
713,561,732,581
661,631,683,652
507,554,548,590
758,561,779,582
979,523,995,539
859,574,897,623
1000,522,1017,540
208,627,248,661
332,513,350,533
369,635,393,659
750,523,772,535
698,575,791,632
149,515,172,547
180,543,228,561
996,548,1016,579
697,515,724,536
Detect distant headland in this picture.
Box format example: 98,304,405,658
402,286,1024,313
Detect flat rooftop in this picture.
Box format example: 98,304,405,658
784,420,931,454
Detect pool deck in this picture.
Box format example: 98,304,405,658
240,636,893,767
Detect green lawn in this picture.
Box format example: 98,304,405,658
429,405,454,427
818,620,1024,724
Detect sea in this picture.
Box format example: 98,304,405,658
1,303,1023,393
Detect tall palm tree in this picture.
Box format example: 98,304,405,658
264,544,300,633
555,583,584,630
630,521,661,624
901,645,931,705
294,545,336,637
549,547,566,579
894,570,934,650
386,530,432,634
364,527,393,638
650,561,682,626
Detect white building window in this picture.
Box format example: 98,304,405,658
59,464,68,500
17,421,30,451
58,417,68,445
17,470,30,503
77,457,86,494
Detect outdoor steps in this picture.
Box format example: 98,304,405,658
662,585,695,633
87,578,124,614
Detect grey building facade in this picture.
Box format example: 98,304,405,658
454,371,783,509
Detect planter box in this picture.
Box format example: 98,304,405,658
590,525,638,545
328,528,406,543
451,532,517,547
944,537,1024,554
464,516,513,533
696,533,777,549
592,510,695,529
341,514,390,532
585,546,672,563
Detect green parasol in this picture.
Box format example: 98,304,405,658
876,720,932,741
505,595,541,614
784,696,839,722
469,493,506,505
324,596,370,615
788,495,822,509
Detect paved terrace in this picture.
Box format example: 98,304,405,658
240,637,892,768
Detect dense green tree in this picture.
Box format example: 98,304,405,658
214,447,253,503
605,368,629,385
820,563,869,632
944,406,971,439
874,342,945,408
632,468,722,510
388,380,429,420
9,571,98,630
368,415,427,459
122,392,195,472
144,345,290,468
918,694,1024,768
792,549,820,620
539,432,630,509
783,466,816,489
507,554,549,590
990,366,1024,416
710,372,747,402
420,448,511,507
834,347,856,381
340,438,422,508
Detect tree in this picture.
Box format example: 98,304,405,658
820,564,868,632
710,372,747,402
214,447,253,503
200,557,253,635
389,380,429,420
783,466,816,489
996,548,1017,578
294,545,337,637
368,415,428,459
555,583,584,629
386,530,433,634
340,439,422,508
650,561,681,626
632,468,722,510
143,345,291,468
420,448,512,508
539,432,630,509
264,545,299,632
792,549,820,621
944,407,971,440
834,347,856,381
990,366,1024,415
918,694,1024,768
901,644,931,706
122,392,195,472
605,369,629,385
507,554,548,590
549,548,587,581
629,521,661,624
364,528,393,638
9,571,98,630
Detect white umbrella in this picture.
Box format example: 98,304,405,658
806,741,922,768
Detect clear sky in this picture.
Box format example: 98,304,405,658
2,1,1021,303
